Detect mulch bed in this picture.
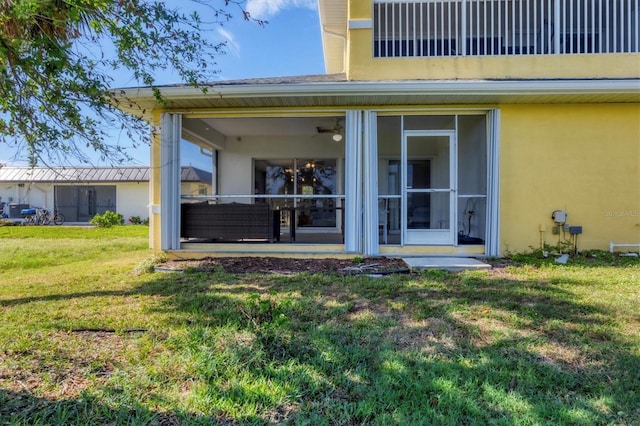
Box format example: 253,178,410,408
158,256,410,275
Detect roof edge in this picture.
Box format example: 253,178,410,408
117,78,640,101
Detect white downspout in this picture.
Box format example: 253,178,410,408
322,27,347,74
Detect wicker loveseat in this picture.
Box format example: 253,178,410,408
181,202,279,242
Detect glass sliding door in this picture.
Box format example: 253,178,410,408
255,159,338,229
295,159,337,228
54,185,116,222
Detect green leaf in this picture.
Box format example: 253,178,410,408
0,0,257,165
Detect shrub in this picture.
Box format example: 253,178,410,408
90,210,125,228
128,216,149,226
129,216,141,224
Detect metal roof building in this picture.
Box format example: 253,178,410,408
0,166,212,222
0,166,211,183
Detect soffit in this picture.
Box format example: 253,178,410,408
117,78,640,121
318,0,348,74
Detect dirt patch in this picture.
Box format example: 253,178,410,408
0,330,139,400
159,256,410,275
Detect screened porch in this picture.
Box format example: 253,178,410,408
179,116,347,246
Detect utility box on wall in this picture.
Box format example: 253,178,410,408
552,210,568,224
8,204,29,218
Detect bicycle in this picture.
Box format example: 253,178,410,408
22,208,64,226
39,208,65,225
51,210,65,225
36,208,49,225
23,214,36,225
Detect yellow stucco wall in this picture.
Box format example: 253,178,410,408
499,103,640,253
349,0,370,20
348,28,640,80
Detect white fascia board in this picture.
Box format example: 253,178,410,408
121,79,640,103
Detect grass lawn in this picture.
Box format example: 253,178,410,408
0,226,638,425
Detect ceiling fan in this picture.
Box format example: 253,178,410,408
316,119,344,142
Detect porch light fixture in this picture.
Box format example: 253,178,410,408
332,132,343,142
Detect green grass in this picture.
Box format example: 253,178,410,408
0,227,638,425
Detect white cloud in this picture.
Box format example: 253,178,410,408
245,0,317,19
216,27,241,57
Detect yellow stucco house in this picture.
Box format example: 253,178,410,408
118,0,640,259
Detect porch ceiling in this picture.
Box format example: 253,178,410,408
116,77,640,121
190,116,342,137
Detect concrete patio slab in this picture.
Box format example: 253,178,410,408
402,257,491,272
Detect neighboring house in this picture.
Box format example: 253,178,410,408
0,166,212,222
116,0,639,257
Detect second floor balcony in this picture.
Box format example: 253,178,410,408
373,0,639,57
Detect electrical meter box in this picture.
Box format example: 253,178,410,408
552,210,568,224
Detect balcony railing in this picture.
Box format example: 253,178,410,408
373,0,639,57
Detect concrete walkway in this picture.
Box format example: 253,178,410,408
402,257,491,272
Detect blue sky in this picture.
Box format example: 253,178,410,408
118,0,325,86
211,0,325,82
2,0,326,166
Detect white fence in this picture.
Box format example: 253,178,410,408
373,0,639,56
